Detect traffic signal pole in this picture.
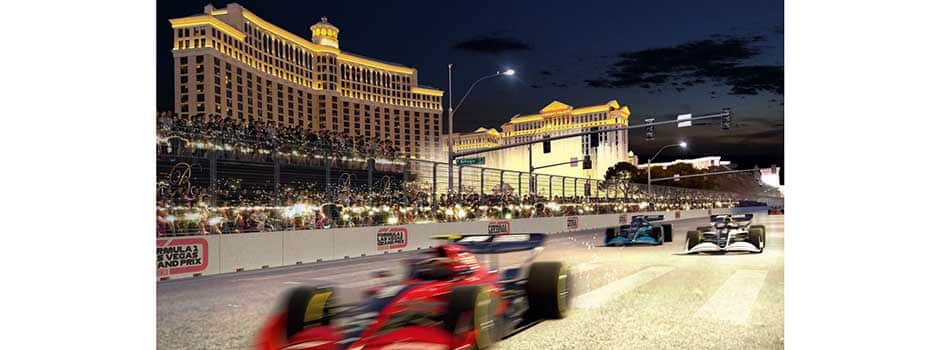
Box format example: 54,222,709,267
531,159,581,172
528,144,533,195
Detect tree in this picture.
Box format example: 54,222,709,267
602,162,644,200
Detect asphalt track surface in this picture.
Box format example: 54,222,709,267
158,215,784,349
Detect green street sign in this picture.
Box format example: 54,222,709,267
456,157,485,166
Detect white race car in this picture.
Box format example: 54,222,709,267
684,214,766,254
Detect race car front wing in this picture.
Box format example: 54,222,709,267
684,241,761,254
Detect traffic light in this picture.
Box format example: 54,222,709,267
721,110,732,130
582,155,592,169
590,127,600,148
644,118,655,140
543,135,551,153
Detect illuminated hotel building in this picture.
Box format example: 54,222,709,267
169,3,444,159
636,156,731,170
452,127,502,152
451,100,631,180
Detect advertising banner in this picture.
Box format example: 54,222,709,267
376,227,408,250
157,237,208,277
487,220,511,234
567,216,579,230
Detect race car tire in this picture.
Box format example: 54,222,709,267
444,285,499,349
284,286,337,339
604,228,617,245
685,230,700,251
662,224,674,242
748,225,766,252
526,261,571,319
697,225,712,232
650,226,663,245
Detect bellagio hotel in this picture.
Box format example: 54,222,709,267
169,3,444,159
450,100,631,180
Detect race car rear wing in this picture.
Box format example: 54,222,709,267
431,233,546,254
634,215,664,222
710,214,754,222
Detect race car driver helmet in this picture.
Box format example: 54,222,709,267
409,247,459,280
630,216,646,229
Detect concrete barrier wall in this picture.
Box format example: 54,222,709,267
157,206,767,280
283,230,334,265
219,232,283,272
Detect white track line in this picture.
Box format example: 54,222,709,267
572,262,601,274
693,269,768,324
234,263,395,282
573,266,675,310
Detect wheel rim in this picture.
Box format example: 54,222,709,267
557,265,570,315
473,288,495,347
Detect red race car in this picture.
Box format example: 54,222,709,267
256,233,572,350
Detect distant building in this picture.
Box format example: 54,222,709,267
449,127,502,153
627,151,639,165
636,156,731,170
759,167,782,188
449,100,630,180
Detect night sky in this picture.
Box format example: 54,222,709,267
157,0,783,169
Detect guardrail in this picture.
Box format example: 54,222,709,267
157,206,768,281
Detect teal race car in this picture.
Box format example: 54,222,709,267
604,215,673,246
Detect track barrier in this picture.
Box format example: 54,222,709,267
157,207,767,280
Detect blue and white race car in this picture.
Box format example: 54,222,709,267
604,215,673,246
683,214,766,254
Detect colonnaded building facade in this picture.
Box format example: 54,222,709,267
450,100,631,180
169,3,444,159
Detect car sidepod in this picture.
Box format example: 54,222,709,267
605,225,633,246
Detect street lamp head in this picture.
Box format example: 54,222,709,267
501,69,516,76
679,142,688,148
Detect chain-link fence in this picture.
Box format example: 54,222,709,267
407,159,605,200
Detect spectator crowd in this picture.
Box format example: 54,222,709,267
156,182,768,236
156,112,400,160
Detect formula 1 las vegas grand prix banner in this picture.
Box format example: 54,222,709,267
567,216,579,230
376,227,408,250
488,220,512,234
157,237,208,277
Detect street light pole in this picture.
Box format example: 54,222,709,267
647,142,687,196
447,64,453,201
446,67,514,202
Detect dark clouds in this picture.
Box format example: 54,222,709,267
585,34,783,96
453,34,531,54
